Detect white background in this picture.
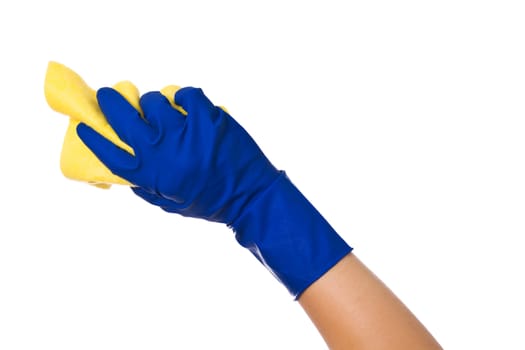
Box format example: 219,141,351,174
1,0,524,349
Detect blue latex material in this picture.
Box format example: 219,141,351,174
77,87,352,298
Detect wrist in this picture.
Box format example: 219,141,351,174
231,171,352,298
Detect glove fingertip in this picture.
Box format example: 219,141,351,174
76,122,94,141
139,91,166,110
96,87,116,103
174,86,204,108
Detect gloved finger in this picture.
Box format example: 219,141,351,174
140,91,186,136
174,87,218,121
77,122,138,178
131,186,185,209
97,87,155,146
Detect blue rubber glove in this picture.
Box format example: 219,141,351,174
77,87,352,298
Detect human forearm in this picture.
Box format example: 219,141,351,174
299,253,442,350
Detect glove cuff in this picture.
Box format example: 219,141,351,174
231,171,352,299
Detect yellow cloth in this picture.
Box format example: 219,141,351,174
44,61,185,188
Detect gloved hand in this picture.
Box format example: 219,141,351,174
77,87,352,298
78,87,279,223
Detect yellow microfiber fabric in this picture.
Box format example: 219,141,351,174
44,61,186,188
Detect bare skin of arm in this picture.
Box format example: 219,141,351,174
298,253,442,350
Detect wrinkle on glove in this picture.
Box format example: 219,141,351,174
44,61,184,188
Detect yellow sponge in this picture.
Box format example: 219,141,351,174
44,61,183,188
